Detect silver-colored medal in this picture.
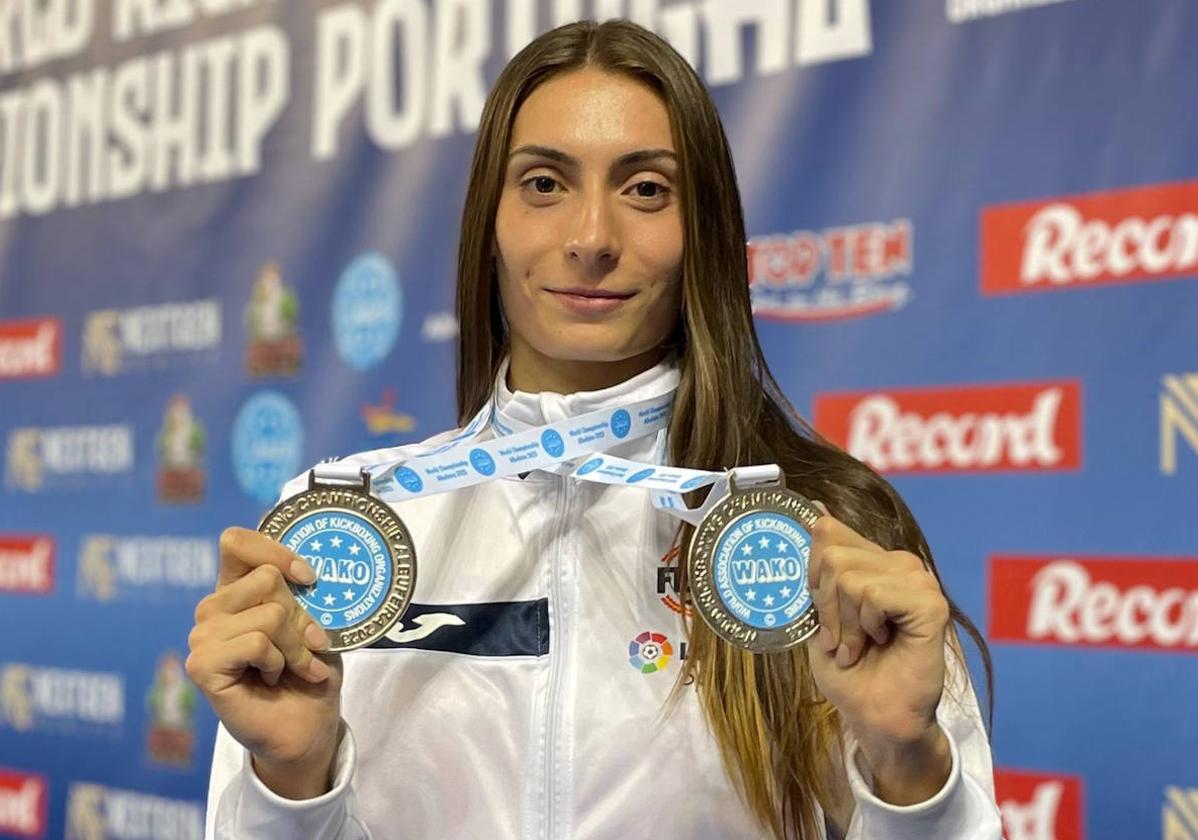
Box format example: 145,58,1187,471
687,475,820,653
258,468,416,652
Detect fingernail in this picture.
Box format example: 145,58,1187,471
819,625,836,654
812,499,830,516
304,623,330,651
308,657,330,681
835,643,853,668
290,559,316,585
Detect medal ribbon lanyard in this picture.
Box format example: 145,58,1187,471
319,388,781,527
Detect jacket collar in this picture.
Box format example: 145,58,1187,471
492,354,680,431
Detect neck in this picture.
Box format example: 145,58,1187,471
507,340,666,395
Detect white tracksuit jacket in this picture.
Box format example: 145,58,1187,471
205,358,1004,839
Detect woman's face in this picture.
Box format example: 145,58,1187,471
494,68,684,375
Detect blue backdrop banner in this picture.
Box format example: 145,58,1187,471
0,2,1195,838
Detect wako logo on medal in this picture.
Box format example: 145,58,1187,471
716,512,810,629
258,471,415,652
688,481,820,652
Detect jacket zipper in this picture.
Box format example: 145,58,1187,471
544,474,572,839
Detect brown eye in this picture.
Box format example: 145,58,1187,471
532,176,557,193
633,181,667,199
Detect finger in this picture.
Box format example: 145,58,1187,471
196,565,330,653
809,512,886,556
813,548,841,654
835,570,869,668
211,603,329,683
199,563,287,619
218,527,316,589
188,631,287,692
809,540,917,616
871,573,951,642
858,583,891,647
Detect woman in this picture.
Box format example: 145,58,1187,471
189,19,1003,840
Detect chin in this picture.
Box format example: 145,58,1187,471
533,332,660,364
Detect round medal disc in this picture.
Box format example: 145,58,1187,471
258,480,416,653
687,483,820,653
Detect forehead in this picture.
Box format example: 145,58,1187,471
510,68,674,155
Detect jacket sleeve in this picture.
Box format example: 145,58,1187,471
204,721,372,840
842,652,1004,839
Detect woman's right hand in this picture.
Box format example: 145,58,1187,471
186,527,343,799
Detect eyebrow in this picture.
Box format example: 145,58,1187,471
508,145,677,169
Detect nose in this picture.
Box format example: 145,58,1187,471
564,187,621,274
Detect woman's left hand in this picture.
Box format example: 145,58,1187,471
804,506,953,804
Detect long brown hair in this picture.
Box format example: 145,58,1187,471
455,19,993,839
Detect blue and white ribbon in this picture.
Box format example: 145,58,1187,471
328,389,780,527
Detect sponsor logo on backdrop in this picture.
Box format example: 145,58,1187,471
145,652,196,768
947,0,1076,24
1165,787,1198,839
0,318,61,380
421,311,459,342
982,180,1198,294
0,768,47,839
154,395,205,504
4,425,134,493
332,253,403,370
1161,374,1198,475
656,546,693,617
990,555,1198,652
76,536,215,603
749,219,912,321
232,391,303,503
361,389,416,438
245,262,302,377
65,783,203,840
995,769,1083,840
0,663,123,735
0,536,53,595
81,300,220,376
814,381,1082,473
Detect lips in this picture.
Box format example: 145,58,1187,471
547,287,635,300
545,287,635,314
